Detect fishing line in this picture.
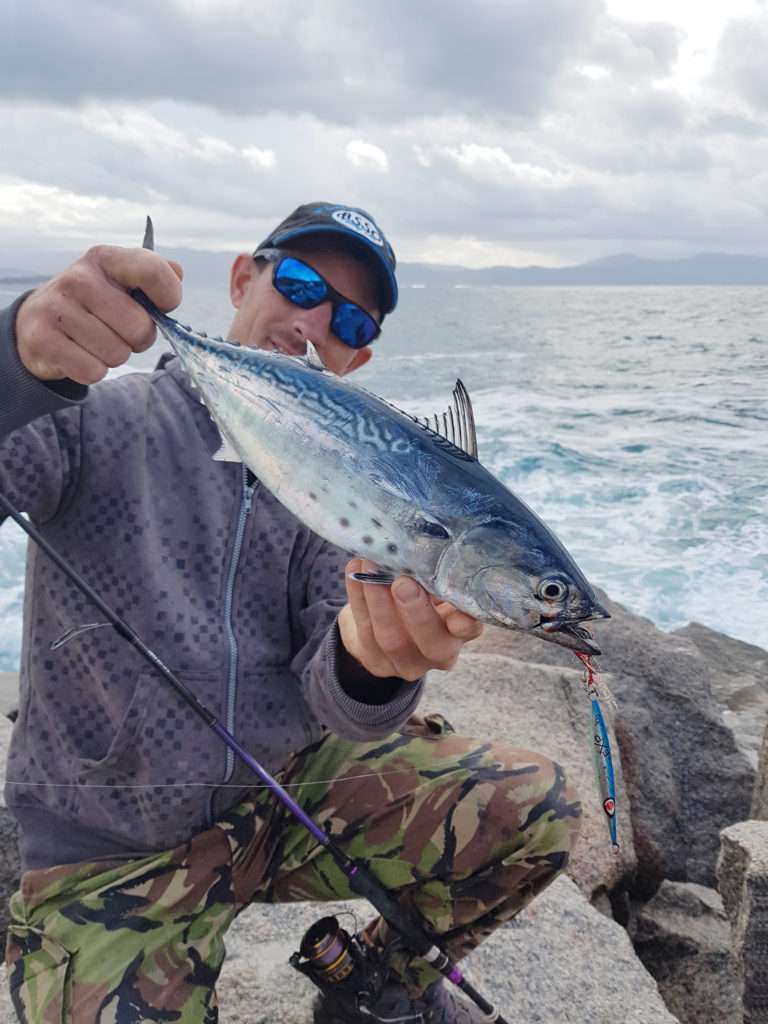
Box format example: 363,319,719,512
0,768,440,790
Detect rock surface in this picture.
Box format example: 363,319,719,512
675,622,768,769
420,652,636,898
718,821,768,1023
0,876,680,1024
632,880,740,1023
469,593,756,895
0,676,16,720
752,723,768,819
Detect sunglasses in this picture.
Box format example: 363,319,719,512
253,248,381,349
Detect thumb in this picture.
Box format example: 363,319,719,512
167,259,184,282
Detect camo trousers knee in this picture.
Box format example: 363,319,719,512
5,714,582,1022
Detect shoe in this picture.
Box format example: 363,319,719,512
312,977,493,1023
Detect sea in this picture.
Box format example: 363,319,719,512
0,282,766,670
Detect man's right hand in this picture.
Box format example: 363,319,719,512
15,246,184,384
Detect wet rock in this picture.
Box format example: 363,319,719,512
718,821,768,1023
0,874,680,1023
752,722,768,819
422,651,636,899
468,593,755,896
632,880,740,1023
675,622,768,769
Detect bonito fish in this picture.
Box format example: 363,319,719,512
134,223,609,654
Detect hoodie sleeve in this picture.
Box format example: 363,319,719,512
0,294,88,440
290,535,424,742
0,295,87,523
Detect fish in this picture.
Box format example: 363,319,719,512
134,221,609,655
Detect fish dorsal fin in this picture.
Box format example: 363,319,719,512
410,379,478,459
142,215,155,251
304,340,327,371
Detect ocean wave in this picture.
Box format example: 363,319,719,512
1,283,765,665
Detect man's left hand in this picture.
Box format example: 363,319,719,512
338,558,484,682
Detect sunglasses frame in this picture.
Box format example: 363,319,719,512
253,247,381,349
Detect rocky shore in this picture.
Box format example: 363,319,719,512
1,591,766,1023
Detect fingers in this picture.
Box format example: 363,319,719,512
431,599,485,642
389,577,466,671
441,608,485,642
95,245,183,312
167,259,184,283
342,559,479,681
15,245,184,383
343,558,378,654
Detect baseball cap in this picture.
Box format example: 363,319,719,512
256,202,398,316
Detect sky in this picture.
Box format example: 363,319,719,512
1,0,768,268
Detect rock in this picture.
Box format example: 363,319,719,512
422,652,636,899
631,880,740,1024
0,876,679,1024
717,821,768,1023
675,622,768,769
0,675,17,720
0,715,20,952
449,874,681,1024
752,722,768,819
468,592,756,896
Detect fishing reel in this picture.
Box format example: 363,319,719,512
290,915,391,1010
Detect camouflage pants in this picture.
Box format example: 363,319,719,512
5,714,581,1023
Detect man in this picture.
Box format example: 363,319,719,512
0,202,581,1023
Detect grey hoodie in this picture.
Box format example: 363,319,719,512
0,294,424,871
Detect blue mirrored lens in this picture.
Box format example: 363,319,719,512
274,257,328,307
270,254,380,349
332,303,380,349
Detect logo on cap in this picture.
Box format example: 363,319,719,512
331,209,384,247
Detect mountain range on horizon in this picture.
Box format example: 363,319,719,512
2,248,767,288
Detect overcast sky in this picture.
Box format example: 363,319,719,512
2,0,767,267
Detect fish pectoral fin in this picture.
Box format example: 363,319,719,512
348,570,397,585
212,434,242,463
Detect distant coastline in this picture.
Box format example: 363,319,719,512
2,251,767,289
398,252,768,288
0,275,48,286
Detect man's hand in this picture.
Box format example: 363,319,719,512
16,246,183,384
338,558,484,682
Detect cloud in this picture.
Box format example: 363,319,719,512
345,141,389,172
1,0,604,123
242,146,276,170
588,18,684,78
442,145,569,187
710,9,768,112
0,3,767,264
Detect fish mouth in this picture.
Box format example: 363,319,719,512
267,337,307,357
534,618,603,655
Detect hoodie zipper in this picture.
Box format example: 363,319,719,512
221,464,255,784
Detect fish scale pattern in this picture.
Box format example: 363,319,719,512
0,352,421,871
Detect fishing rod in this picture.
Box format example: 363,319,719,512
0,489,506,1022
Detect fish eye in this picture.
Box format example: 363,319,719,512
537,577,568,602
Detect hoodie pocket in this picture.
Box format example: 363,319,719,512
71,669,227,849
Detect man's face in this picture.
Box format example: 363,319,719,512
227,242,381,376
